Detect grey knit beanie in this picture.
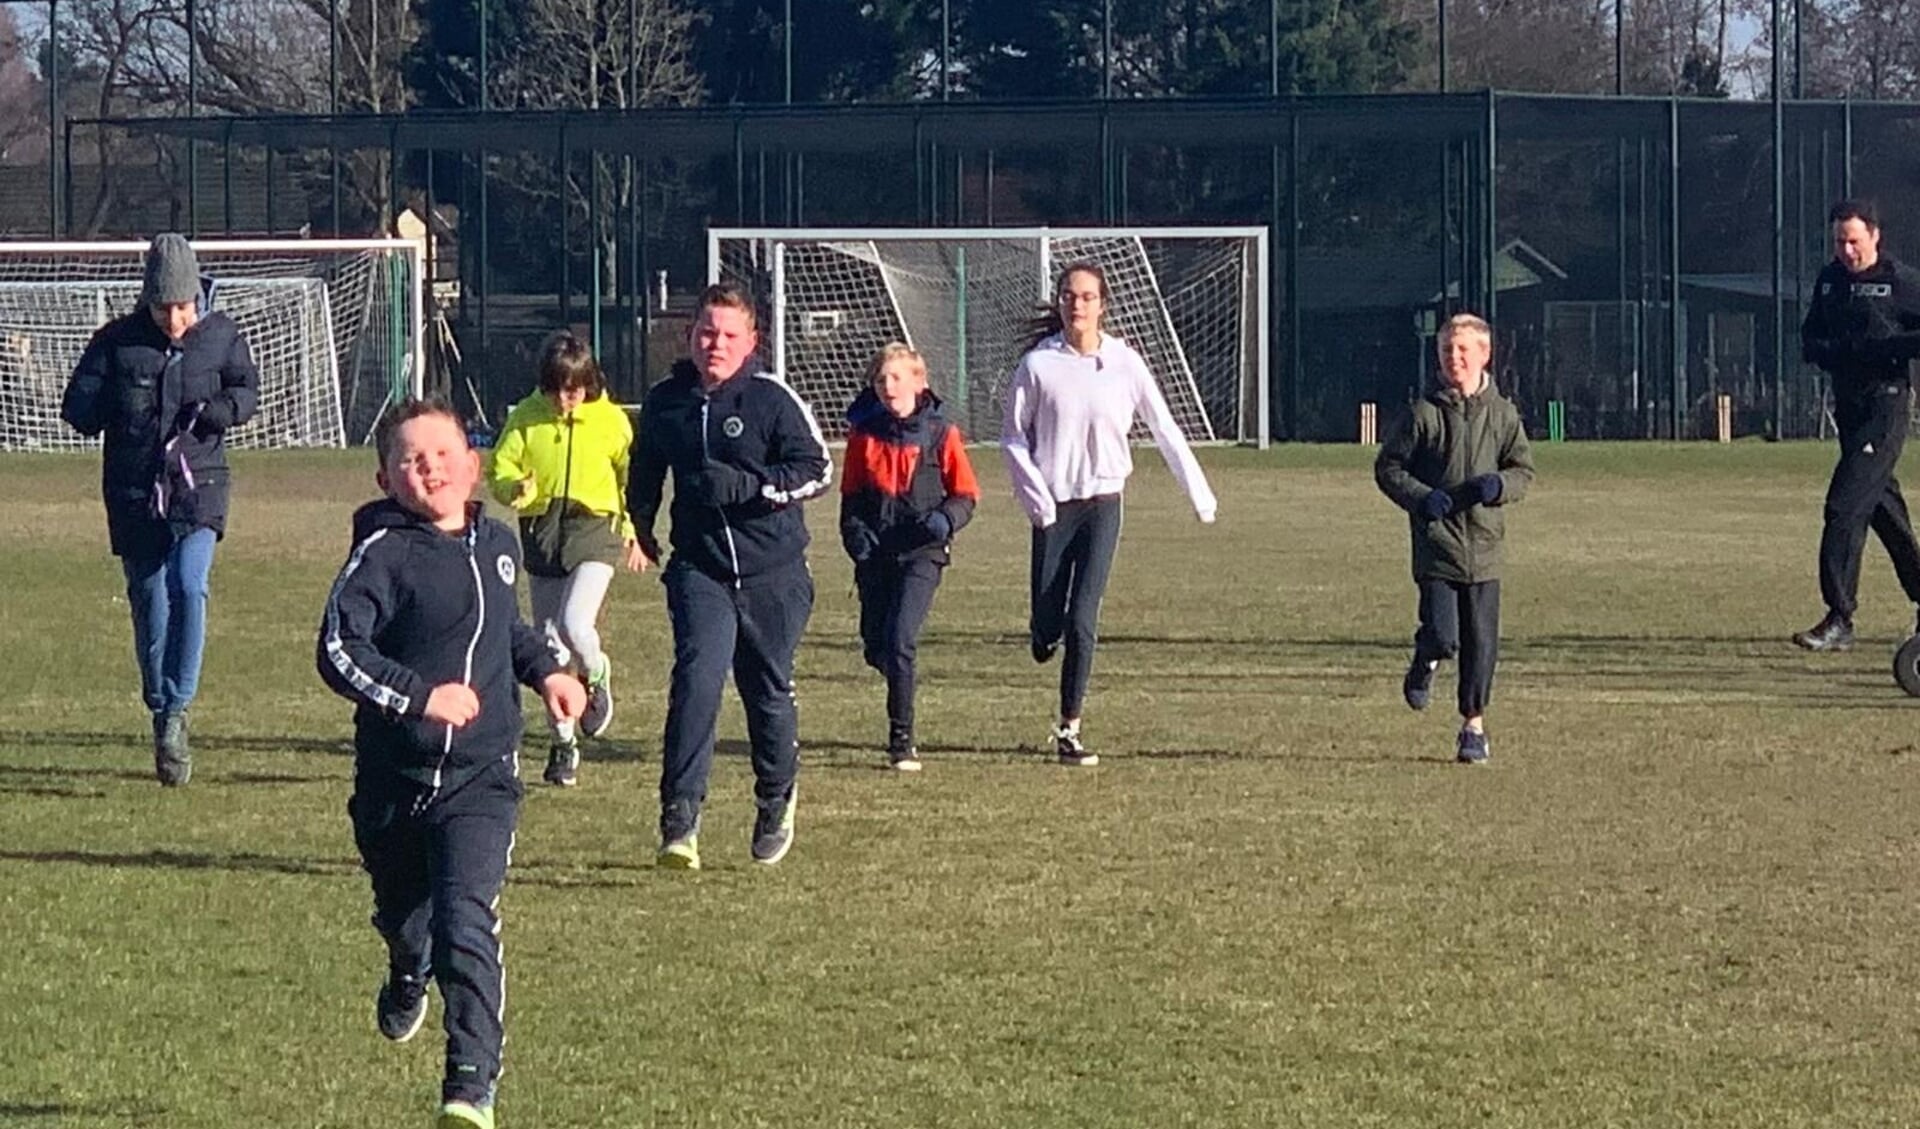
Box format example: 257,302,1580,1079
141,233,200,307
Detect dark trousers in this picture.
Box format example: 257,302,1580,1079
1413,578,1501,719
1030,496,1124,720
661,559,813,813
349,757,522,1106
1819,384,1920,618
854,556,945,747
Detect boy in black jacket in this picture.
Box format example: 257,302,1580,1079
840,344,980,770
627,283,832,870
318,398,585,1129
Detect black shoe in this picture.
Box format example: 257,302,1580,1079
887,744,923,772
152,712,190,787
1792,611,1854,652
1456,727,1490,765
376,971,430,1042
751,789,796,866
1031,637,1058,664
580,662,613,738
542,740,580,787
1054,725,1098,767
1402,656,1437,710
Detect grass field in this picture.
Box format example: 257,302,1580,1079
6,441,1920,1128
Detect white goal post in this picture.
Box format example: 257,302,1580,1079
0,238,425,451
709,227,1270,447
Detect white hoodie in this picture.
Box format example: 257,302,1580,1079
1000,332,1218,529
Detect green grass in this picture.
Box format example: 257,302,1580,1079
6,441,1920,1128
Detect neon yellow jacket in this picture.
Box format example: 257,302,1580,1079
488,391,637,542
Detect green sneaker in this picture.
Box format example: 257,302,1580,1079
751,789,796,866
657,801,701,870
436,1100,494,1129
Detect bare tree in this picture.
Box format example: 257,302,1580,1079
0,6,45,165
490,0,705,295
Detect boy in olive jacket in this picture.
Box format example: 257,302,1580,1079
1374,313,1535,764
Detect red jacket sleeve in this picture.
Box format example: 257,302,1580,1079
841,430,874,496
940,425,981,500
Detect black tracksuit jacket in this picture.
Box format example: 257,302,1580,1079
1802,256,1920,406
318,499,562,794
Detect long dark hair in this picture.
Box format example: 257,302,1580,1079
1021,261,1109,353
537,330,607,401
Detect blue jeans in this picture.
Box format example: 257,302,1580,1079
120,527,217,715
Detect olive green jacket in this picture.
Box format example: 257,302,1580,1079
1374,375,1535,583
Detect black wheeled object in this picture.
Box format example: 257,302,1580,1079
1895,634,1920,697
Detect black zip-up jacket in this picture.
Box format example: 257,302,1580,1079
627,357,832,585
1802,256,1920,405
318,498,562,792
60,293,259,558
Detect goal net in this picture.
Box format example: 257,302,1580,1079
710,227,1269,445
0,239,424,451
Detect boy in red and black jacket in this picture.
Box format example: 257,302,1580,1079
840,344,981,771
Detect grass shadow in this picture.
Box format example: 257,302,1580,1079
0,848,356,878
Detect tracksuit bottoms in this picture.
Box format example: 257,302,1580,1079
1413,578,1501,719
1030,495,1124,720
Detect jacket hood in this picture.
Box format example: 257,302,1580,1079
845,385,946,436
351,496,483,542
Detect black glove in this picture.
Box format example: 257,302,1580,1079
922,510,953,543
170,400,207,438
684,460,761,507
1418,488,1454,521
843,523,879,563
194,397,234,433
1470,474,1503,506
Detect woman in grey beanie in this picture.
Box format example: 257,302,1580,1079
60,233,260,786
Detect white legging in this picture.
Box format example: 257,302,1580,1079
529,561,616,680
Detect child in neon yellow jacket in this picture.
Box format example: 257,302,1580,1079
488,331,646,787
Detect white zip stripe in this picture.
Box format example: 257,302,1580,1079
701,399,744,586
427,528,488,799
321,528,412,714
755,372,833,503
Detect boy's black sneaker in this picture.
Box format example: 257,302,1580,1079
1402,657,1437,710
1054,725,1098,767
376,972,430,1042
751,789,797,866
542,740,580,787
1791,611,1854,652
1456,728,1490,765
1031,636,1058,664
888,745,923,772
152,711,190,787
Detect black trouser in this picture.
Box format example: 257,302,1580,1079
1030,496,1124,720
1413,578,1501,719
1819,382,1920,618
854,556,945,748
350,757,521,1107
660,559,813,814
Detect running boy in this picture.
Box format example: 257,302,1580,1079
1374,313,1534,765
840,343,981,770
318,397,586,1129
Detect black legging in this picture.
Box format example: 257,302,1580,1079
1030,496,1123,720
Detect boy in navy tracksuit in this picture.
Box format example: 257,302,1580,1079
318,398,585,1129
840,344,980,770
627,283,831,870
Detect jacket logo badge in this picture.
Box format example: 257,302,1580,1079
496,554,516,585
1857,283,1893,298
722,415,745,438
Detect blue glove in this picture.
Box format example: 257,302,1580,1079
1418,488,1454,521
1470,474,1503,506
922,510,953,543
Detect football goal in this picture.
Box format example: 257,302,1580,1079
710,227,1269,446
0,238,424,451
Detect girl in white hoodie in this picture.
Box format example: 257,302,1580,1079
1000,262,1218,766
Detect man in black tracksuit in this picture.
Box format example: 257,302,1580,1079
318,400,582,1128
627,284,831,870
1795,199,1920,651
